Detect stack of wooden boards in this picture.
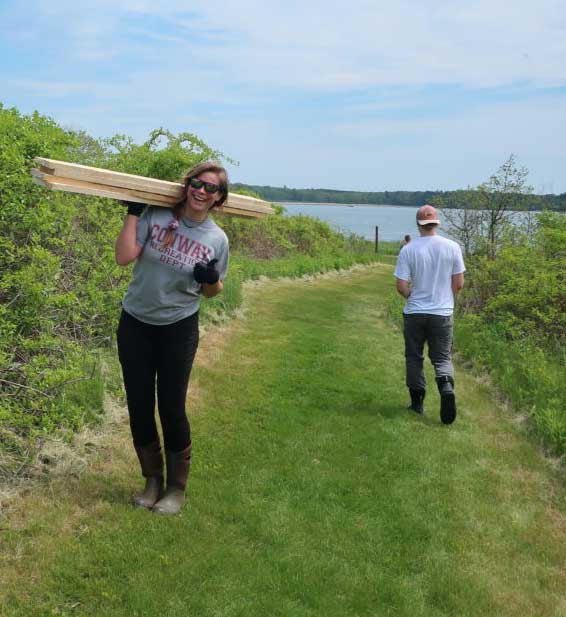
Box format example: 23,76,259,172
31,158,274,218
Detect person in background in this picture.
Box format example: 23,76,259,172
115,161,229,514
399,234,411,250
394,205,465,424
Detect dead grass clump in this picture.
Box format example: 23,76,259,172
0,395,126,517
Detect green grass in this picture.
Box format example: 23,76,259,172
200,240,397,320
199,247,388,320
2,265,566,616
454,316,566,455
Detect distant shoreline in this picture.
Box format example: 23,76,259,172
277,201,548,212
277,201,412,208
234,183,564,212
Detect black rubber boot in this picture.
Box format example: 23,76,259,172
133,440,164,509
436,376,456,425
408,389,425,415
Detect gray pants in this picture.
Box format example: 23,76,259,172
403,313,454,391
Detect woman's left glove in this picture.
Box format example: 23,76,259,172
193,258,220,285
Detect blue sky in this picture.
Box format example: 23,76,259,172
1,1,565,193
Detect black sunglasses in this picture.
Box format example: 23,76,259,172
189,177,220,194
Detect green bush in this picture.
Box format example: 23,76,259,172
451,211,566,453
0,107,130,465
215,212,373,259
460,218,566,343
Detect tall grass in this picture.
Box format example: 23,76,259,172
455,316,566,454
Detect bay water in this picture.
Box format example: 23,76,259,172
278,202,534,244
279,203,436,243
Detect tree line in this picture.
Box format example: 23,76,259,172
232,183,566,212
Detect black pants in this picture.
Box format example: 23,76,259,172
117,309,199,452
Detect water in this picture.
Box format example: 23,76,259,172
279,202,429,243
278,202,535,243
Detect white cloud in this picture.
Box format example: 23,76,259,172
2,1,565,191
176,1,566,90
4,0,566,91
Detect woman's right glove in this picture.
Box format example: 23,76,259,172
193,258,220,285
120,200,145,217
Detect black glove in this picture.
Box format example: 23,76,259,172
193,258,220,285
120,200,145,217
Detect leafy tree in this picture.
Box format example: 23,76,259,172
98,128,235,181
432,190,484,256
435,155,534,258
475,155,533,259
457,208,566,344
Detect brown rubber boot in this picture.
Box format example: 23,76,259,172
152,444,191,515
133,440,164,509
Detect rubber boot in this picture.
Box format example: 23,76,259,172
133,440,164,509
408,388,425,415
437,376,456,425
152,444,191,515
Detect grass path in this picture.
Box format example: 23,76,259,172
2,264,566,616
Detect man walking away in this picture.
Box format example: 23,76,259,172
399,234,411,250
394,205,465,424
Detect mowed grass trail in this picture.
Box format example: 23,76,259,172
2,264,566,616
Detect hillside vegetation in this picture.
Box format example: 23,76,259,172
445,161,566,454
454,211,566,453
0,104,382,480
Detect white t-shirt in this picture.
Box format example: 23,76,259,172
394,235,465,316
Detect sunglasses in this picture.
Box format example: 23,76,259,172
189,177,220,194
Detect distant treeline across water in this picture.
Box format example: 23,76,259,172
233,183,566,212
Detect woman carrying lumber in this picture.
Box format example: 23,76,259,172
115,161,229,515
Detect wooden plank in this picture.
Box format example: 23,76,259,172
35,157,183,198
32,170,273,218
224,193,275,214
31,171,178,206
215,207,267,219
32,157,275,217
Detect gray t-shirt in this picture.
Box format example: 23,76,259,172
122,207,229,325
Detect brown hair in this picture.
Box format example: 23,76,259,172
420,223,438,231
162,161,229,248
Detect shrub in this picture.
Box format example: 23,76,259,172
452,210,566,453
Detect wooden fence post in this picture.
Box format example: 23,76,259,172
375,226,379,253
